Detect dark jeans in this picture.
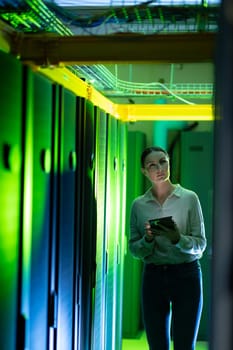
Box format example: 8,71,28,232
142,260,203,350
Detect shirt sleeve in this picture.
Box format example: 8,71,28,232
175,193,207,255
128,201,155,259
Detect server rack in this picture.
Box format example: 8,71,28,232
0,50,128,350
55,87,77,349
104,115,119,350
26,71,54,350
122,131,146,338
0,50,23,350
115,121,127,350
92,107,108,350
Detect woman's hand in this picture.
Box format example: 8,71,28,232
144,220,180,244
155,222,181,244
144,222,155,242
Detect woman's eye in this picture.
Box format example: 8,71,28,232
146,159,168,171
149,164,157,170
159,159,167,165
150,164,157,170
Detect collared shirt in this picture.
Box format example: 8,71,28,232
129,184,207,265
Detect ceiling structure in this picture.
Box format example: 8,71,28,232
0,0,221,120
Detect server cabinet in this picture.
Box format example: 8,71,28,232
115,121,127,350
0,51,23,350
73,97,84,350
104,115,119,350
180,131,213,341
55,87,77,349
92,107,108,350
26,71,54,350
123,131,146,338
77,99,97,350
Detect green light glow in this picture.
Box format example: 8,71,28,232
122,332,208,350
92,110,107,349
203,0,208,8
40,149,51,173
0,169,21,262
0,0,72,34
21,87,34,316
3,144,21,173
153,120,188,149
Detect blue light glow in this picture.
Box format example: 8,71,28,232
50,0,220,6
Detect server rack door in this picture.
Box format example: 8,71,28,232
0,51,23,350
180,131,213,341
78,100,97,350
105,115,119,350
18,66,36,350
56,87,77,350
47,83,60,349
115,121,127,350
27,72,53,350
92,107,108,350
123,131,146,338
73,97,85,350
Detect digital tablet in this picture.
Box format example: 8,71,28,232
149,216,175,230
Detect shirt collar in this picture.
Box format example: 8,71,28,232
144,184,182,202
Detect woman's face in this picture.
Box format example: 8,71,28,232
142,151,170,183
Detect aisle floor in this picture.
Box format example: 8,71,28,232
122,332,208,350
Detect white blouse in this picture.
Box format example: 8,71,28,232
129,184,207,265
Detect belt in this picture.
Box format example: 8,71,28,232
145,259,199,272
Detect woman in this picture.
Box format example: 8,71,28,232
129,146,207,350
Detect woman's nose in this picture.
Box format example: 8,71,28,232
156,163,162,170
